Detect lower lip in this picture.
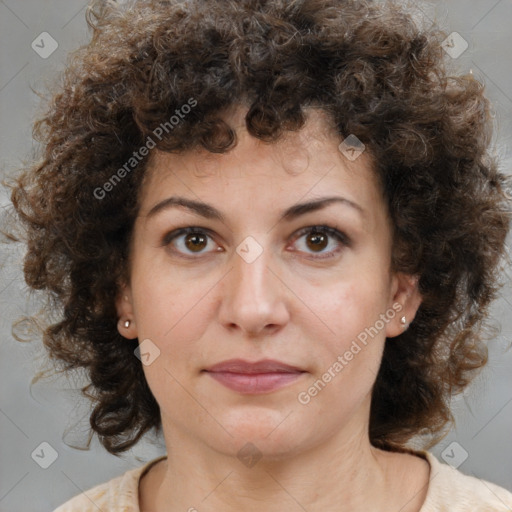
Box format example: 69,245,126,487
205,371,305,394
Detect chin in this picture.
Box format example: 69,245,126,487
222,409,288,436
207,411,307,457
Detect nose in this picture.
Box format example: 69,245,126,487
217,239,290,338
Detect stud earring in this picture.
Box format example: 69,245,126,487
123,319,131,328
400,316,407,326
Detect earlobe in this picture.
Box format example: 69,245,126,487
115,284,138,339
117,316,138,340
386,273,422,338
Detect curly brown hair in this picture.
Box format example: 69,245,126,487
5,0,511,455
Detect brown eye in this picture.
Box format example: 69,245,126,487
305,231,329,252
162,227,219,257
184,233,208,252
292,225,350,260
162,224,350,261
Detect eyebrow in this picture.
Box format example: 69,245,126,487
145,195,365,223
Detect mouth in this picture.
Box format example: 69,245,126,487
202,359,306,394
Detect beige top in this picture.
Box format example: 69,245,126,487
53,451,512,511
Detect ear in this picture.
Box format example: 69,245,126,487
115,283,138,340
385,272,422,338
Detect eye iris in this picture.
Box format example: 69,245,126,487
185,233,207,252
178,228,336,255
306,231,328,252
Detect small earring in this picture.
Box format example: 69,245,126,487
400,316,407,326
123,319,131,328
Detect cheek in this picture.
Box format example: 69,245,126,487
318,278,389,344
131,274,211,402
129,279,216,399
307,280,389,392
131,260,209,338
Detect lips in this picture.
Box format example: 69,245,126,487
203,359,306,394
204,358,305,374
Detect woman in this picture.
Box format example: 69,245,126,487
7,0,512,510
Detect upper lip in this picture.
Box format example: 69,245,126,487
204,358,305,374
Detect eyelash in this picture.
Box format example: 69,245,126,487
161,225,351,260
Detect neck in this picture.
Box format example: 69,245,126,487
146,420,417,512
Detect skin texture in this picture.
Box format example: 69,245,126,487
116,108,426,511
10,0,510,456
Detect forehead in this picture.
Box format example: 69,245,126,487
139,109,381,212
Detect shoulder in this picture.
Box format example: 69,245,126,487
52,455,167,512
420,451,512,512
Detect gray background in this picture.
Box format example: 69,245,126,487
0,1,511,511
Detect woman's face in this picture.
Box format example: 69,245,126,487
117,109,420,460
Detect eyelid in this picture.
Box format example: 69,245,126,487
291,225,352,247
160,224,351,259
160,227,217,247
